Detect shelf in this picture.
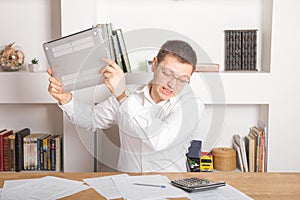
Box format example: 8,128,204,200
0,72,54,104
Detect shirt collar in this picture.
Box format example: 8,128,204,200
134,84,179,105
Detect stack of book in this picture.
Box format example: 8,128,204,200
0,128,62,172
96,23,131,73
224,29,258,71
232,121,268,172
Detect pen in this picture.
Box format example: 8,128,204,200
133,183,166,188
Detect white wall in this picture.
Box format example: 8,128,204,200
0,0,61,72
267,0,300,171
96,0,266,71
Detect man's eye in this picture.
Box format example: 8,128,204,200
163,69,174,76
178,79,188,83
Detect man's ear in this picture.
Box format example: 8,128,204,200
151,57,158,72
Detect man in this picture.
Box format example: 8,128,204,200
48,40,204,172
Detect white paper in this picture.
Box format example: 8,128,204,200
187,184,253,200
0,176,89,200
112,174,187,200
83,173,129,199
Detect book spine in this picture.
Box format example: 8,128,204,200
255,134,261,172
9,136,15,171
3,136,10,171
250,30,257,70
0,136,4,171
33,138,38,170
116,29,131,73
37,138,41,170
230,31,234,70
50,137,56,171
23,137,28,170
225,30,233,71
259,132,265,172
111,31,124,71
47,137,52,170
107,23,116,62
237,31,242,70
15,129,30,172
43,137,48,170
15,136,22,172
233,31,237,70
55,136,61,172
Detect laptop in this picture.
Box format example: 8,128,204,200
43,26,110,92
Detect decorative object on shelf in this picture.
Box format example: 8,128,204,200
28,58,40,72
212,147,236,171
195,63,220,72
0,42,25,71
224,29,258,71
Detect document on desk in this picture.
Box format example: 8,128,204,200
0,176,89,200
112,174,187,200
83,173,129,199
187,184,253,200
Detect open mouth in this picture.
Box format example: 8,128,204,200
161,86,174,96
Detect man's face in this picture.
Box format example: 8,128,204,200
150,54,193,103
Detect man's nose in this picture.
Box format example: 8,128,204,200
167,78,177,90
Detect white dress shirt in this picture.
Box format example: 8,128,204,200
60,84,204,172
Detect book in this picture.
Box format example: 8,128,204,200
37,134,50,170
97,24,131,73
3,134,13,171
245,134,256,172
249,126,264,172
42,134,52,170
0,129,13,171
50,135,59,171
55,135,62,171
251,125,265,172
233,134,248,172
224,29,258,71
15,128,30,172
195,63,219,72
23,133,46,170
258,120,268,172
232,140,244,172
114,29,131,73
8,134,15,171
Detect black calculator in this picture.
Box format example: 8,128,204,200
171,177,226,192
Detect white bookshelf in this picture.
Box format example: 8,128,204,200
1,0,299,172
60,0,275,172
0,72,63,137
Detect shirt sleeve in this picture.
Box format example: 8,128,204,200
59,96,118,132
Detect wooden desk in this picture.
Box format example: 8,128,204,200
1,172,299,200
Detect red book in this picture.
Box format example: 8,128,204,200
0,129,13,171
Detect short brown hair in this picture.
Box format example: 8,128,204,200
156,40,197,71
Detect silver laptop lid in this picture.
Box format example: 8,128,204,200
43,26,110,92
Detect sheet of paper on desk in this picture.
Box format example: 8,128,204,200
83,173,129,199
112,174,187,200
187,184,253,200
1,176,90,200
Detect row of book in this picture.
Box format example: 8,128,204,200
96,23,131,73
232,121,268,172
224,29,258,71
0,128,62,172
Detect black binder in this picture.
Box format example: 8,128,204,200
15,128,30,172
